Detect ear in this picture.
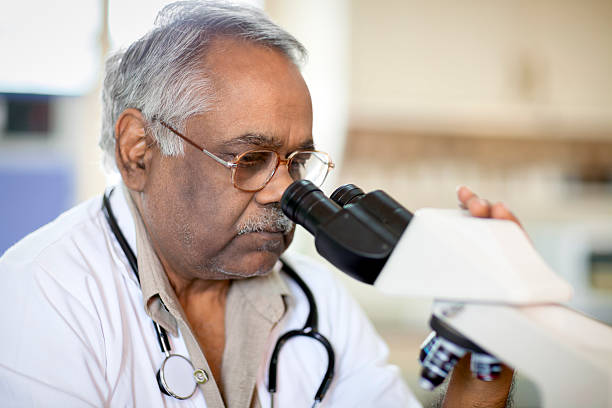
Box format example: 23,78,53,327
114,108,154,192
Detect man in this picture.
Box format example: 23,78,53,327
0,1,514,407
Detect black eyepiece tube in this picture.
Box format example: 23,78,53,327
281,180,342,236
281,180,407,284
330,184,365,206
331,184,413,241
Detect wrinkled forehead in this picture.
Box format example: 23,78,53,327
188,37,313,150
203,37,311,109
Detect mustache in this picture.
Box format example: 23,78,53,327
236,205,295,236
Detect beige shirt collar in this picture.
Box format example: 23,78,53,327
120,184,292,407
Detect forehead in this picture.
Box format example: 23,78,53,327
187,37,313,149
204,37,309,103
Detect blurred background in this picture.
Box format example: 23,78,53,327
1,0,611,406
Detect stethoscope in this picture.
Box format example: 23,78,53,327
102,189,335,406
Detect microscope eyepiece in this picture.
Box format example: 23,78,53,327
281,180,342,236
281,180,407,284
282,180,507,393
330,184,365,206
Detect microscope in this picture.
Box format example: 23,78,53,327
281,180,612,408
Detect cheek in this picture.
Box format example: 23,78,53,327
174,173,248,248
144,157,249,257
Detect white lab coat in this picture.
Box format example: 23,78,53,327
0,190,421,407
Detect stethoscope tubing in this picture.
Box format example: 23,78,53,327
268,328,335,400
103,189,195,398
102,188,335,404
267,262,335,405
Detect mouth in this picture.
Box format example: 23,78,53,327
238,228,294,242
237,228,287,237
243,230,283,237
236,230,287,254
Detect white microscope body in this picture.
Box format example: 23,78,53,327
376,209,612,408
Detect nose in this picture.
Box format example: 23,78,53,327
254,162,294,205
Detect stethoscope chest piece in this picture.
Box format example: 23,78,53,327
157,354,205,399
102,189,334,405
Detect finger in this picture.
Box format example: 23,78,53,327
456,185,476,209
491,202,522,228
467,197,492,218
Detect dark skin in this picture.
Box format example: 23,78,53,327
114,36,514,406
442,186,519,408
114,37,311,390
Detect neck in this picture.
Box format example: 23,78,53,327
127,187,229,388
163,260,231,395
166,269,232,309
128,188,232,305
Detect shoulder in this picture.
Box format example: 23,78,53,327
281,250,342,296
0,193,120,315
280,249,375,356
280,249,363,326
278,251,422,407
0,196,118,405
281,250,357,323
1,195,104,269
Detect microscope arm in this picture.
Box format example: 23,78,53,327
373,209,612,407
376,208,572,303
433,301,612,408
280,181,612,407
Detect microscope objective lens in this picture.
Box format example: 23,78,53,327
418,335,466,389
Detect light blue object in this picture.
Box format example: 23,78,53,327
0,153,75,255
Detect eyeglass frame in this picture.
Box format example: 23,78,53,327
151,116,335,193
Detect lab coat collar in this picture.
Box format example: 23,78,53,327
110,183,292,337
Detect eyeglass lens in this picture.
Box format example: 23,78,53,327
233,151,330,191
288,152,330,187
234,151,279,191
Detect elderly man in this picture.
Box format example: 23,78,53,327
0,1,514,407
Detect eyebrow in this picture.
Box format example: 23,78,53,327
221,133,316,151
297,139,316,150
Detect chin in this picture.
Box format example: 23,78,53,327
203,231,293,279
206,248,282,279
249,252,280,275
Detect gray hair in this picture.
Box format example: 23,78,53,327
99,0,307,172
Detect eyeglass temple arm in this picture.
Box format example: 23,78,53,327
153,116,235,169
306,150,335,169
201,148,235,168
154,117,333,172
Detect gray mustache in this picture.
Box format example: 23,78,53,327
237,206,295,235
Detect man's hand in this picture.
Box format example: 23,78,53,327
442,186,518,408
456,186,522,226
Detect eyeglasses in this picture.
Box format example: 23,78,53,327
152,117,335,192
